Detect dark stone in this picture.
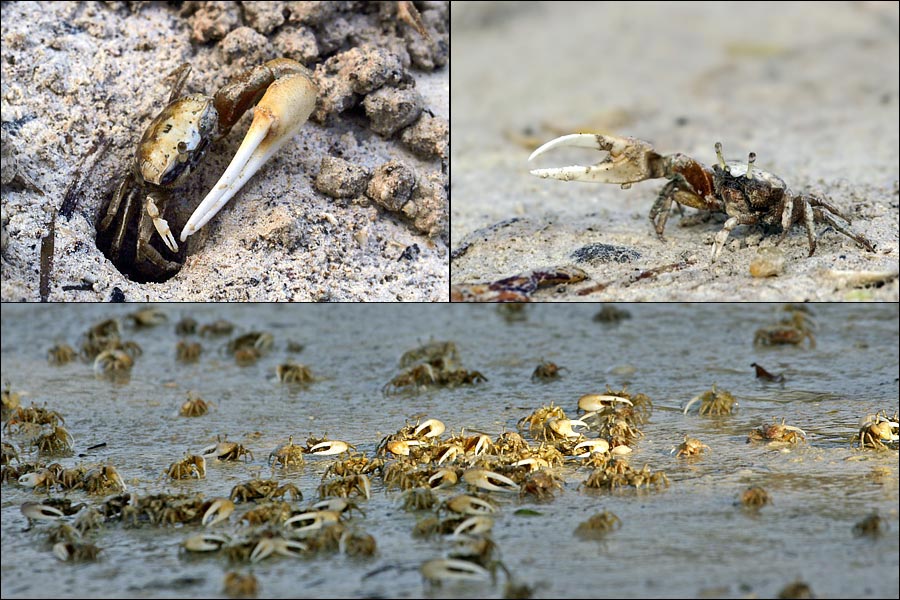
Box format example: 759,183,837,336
398,243,420,261
570,243,640,264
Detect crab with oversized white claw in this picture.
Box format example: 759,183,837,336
311,497,364,516
436,444,463,465
21,501,65,527
578,394,632,415
249,535,308,563
414,419,446,439
529,134,875,261
182,532,231,552
386,439,424,456
572,439,611,458
283,510,341,533
547,418,589,439
452,515,494,537
97,58,318,282
510,457,549,471
444,494,496,516
462,469,519,493
307,440,353,456
201,439,253,462
421,558,492,585
428,468,459,489
202,498,235,527
858,411,899,449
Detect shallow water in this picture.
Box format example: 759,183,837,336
1,303,898,599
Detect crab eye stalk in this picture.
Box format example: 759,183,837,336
746,152,756,179
714,142,728,172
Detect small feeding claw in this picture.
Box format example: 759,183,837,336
146,196,178,253
529,134,665,184
180,65,317,241
462,468,520,493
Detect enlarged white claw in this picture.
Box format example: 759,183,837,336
452,515,494,537
421,558,492,584
308,440,351,456
414,418,446,439
182,532,230,552
572,439,610,458
578,394,633,413
548,418,589,438
21,501,64,521
462,468,519,493
284,510,340,533
202,498,235,527
180,71,317,241
528,133,660,184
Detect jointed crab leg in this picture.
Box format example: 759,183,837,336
180,71,317,242
528,133,665,184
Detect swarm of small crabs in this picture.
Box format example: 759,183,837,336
5,377,670,591
4,309,897,596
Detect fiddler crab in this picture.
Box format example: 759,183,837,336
96,58,318,282
529,134,875,261
574,510,622,541
857,410,899,450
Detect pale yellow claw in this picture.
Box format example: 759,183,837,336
202,498,235,527
462,468,519,493
181,71,317,241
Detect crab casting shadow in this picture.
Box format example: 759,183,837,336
529,134,876,261
95,59,317,283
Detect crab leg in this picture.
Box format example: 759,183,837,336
180,71,317,241
528,133,665,184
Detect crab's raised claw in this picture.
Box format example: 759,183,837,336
528,133,665,185
180,71,317,242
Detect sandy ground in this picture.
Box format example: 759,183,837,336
1,1,449,301
451,1,899,301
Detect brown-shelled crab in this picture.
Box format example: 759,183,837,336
96,58,317,282
528,134,875,261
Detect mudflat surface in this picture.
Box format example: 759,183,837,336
1,1,449,301
451,1,899,301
